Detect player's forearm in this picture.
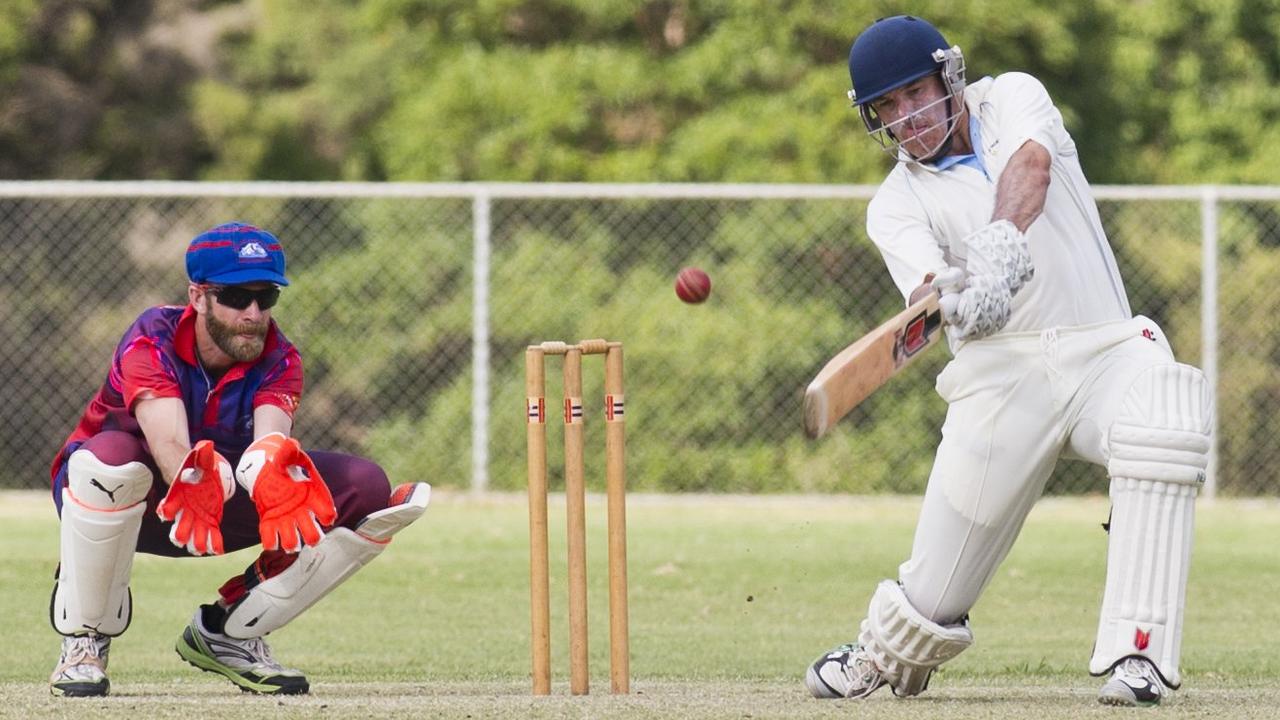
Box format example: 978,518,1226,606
991,140,1051,233
148,439,192,485
133,395,193,484
252,404,293,440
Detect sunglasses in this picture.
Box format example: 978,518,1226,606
206,284,281,310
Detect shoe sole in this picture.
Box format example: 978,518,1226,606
1098,690,1160,707
50,679,110,698
175,626,309,695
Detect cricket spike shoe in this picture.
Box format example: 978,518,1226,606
50,633,111,697
176,604,309,694
805,642,888,700
1098,656,1167,707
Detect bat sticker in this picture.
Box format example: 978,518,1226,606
892,306,942,367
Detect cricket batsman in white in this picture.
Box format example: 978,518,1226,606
805,16,1211,707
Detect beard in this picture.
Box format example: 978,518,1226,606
204,301,268,362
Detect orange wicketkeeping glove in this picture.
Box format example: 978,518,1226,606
156,440,235,556
235,433,337,553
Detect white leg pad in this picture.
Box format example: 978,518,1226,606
858,580,974,696
224,482,431,638
51,449,152,636
1091,364,1211,688
355,482,431,541
224,528,384,638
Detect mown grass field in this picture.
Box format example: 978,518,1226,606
1,490,1277,719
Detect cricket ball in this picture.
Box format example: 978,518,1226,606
675,267,712,304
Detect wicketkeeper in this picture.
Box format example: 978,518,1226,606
47,222,431,697
805,16,1211,707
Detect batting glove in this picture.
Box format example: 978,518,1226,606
932,267,1014,341
236,433,337,553
156,440,235,556
962,219,1034,297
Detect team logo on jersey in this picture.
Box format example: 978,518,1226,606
1141,328,1156,342
238,241,269,260
1134,627,1151,651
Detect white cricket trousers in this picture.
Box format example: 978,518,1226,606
898,315,1177,624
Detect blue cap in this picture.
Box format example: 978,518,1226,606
848,16,950,106
186,222,289,286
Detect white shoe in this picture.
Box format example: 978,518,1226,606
176,605,309,694
805,643,887,699
1098,656,1167,707
50,634,111,697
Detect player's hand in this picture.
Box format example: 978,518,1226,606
156,440,234,556
236,433,337,553
963,219,1034,297
932,267,1013,340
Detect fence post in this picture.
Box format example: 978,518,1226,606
1200,186,1219,499
472,190,492,493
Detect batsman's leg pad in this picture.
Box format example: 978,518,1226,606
51,449,152,636
1091,364,1211,688
858,580,974,697
223,482,431,638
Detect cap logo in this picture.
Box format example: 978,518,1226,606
239,242,269,260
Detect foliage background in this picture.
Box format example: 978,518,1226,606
4,0,1280,185
2,1,1279,494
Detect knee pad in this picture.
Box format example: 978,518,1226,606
224,482,430,638
51,449,153,636
858,580,974,697
1092,364,1211,688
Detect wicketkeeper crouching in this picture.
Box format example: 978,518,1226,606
47,222,431,697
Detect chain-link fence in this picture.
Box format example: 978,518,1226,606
3,183,1276,496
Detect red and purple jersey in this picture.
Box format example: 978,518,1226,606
51,304,303,486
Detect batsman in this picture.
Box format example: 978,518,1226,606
805,16,1211,707
47,222,431,697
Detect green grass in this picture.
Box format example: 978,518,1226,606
2,490,1278,718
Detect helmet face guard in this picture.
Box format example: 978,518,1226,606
846,16,968,162
852,46,966,161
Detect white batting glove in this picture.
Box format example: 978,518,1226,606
963,219,1034,297
932,268,1013,341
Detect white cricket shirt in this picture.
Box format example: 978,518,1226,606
865,73,1131,346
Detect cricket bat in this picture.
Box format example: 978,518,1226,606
803,292,944,439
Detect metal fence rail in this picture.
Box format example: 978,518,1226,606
3,182,1277,497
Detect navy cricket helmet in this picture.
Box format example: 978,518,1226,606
846,15,967,160
848,16,956,106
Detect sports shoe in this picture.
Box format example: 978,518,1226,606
176,605,309,694
1098,656,1167,707
50,633,111,697
805,642,887,699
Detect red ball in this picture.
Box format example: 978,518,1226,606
675,267,712,304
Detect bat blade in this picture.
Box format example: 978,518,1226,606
803,293,944,439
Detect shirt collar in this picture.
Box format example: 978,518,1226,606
903,113,989,179
928,115,988,177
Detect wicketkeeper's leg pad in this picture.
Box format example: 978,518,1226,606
1091,364,1211,688
223,482,430,639
51,449,153,636
858,579,974,697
